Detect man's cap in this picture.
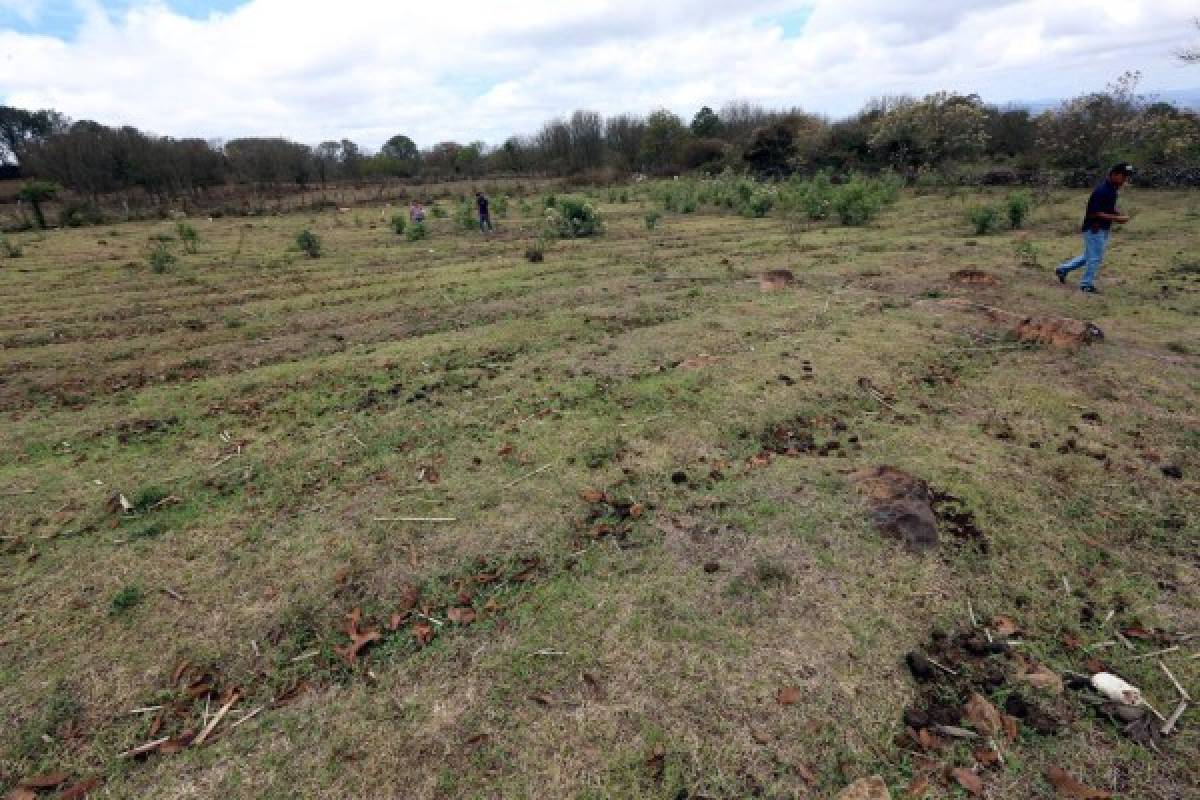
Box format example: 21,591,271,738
1109,163,1134,176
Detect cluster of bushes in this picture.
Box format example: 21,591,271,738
967,191,1033,234
647,171,901,226
543,196,603,238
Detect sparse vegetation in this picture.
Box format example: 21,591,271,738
543,196,602,238
405,220,427,241
147,240,176,272
390,213,406,235
296,228,322,257
1,185,1196,800
968,203,1003,235
1005,191,1033,229
176,221,199,253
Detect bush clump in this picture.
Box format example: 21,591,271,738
148,241,176,273
644,210,662,230
296,229,322,258
831,175,900,226
967,204,1003,235
1005,191,1032,229
390,214,406,235
176,221,199,253
405,221,428,241
0,235,22,258
544,197,603,238
525,239,545,262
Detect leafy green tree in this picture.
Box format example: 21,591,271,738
690,106,721,137
381,134,418,162
869,91,988,169
743,122,796,175
17,180,60,229
641,110,688,174
0,106,67,165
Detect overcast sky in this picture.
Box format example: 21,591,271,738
2,0,1198,149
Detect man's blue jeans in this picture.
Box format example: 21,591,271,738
1058,230,1109,289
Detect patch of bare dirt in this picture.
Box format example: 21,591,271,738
951,269,999,287
758,269,796,291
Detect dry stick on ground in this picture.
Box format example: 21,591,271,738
194,691,240,746
502,463,553,489
373,516,457,523
928,658,959,676
1161,701,1189,736
231,706,266,729
1132,646,1180,661
119,736,171,759
1159,660,1192,702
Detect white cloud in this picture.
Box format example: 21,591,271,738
1,0,1198,149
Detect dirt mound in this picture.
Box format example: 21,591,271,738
936,298,1104,348
758,269,795,291
850,466,939,551
951,269,999,286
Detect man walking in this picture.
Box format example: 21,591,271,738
475,191,493,234
1055,163,1133,293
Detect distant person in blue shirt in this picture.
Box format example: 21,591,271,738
475,191,493,234
1055,163,1133,294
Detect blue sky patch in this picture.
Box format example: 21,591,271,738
760,5,812,39
1,1,248,40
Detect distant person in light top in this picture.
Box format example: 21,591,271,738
409,200,425,224
475,191,493,233
1055,163,1134,294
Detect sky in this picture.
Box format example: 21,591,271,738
1,0,1199,150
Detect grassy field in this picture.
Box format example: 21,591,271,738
1,185,1197,799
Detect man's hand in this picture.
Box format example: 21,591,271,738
1114,215,1130,224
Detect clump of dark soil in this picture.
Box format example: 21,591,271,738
930,490,988,553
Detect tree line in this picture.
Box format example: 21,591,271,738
2,72,1198,199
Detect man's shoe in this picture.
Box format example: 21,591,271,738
1055,268,1067,284
1080,286,1100,294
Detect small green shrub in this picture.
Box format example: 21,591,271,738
296,229,322,258
644,210,661,230
1005,191,1032,229
110,585,144,615
544,197,603,238
1013,238,1040,267
148,242,176,273
406,221,428,241
176,221,199,253
60,200,105,228
455,202,477,231
525,239,545,262
390,214,406,235
493,195,509,218
738,189,774,218
832,182,879,226
967,204,1003,235
430,205,447,219
519,200,533,215
542,193,557,209
0,235,21,258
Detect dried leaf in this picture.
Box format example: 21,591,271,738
964,693,1004,738
336,609,381,666
398,584,420,612
472,572,497,585
497,443,514,457
1120,627,1154,641
629,503,645,519
171,660,191,686
1046,766,1113,799
952,767,984,796
387,612,406,631
1062,633,1083,650
973,747,1001,766
905,776,930,798
776,686,801,706
580,488,606,504
456,589,474,605
59,777,101,799
582,672,604,699
916,728,943,751
447,606,476,625
1019,664,1064,694
157,730,195,755
19,773,68,789
148,710,164,737
1001,714,1020,744
333,566,350,587
412,621,434,646
991,615,1020,636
